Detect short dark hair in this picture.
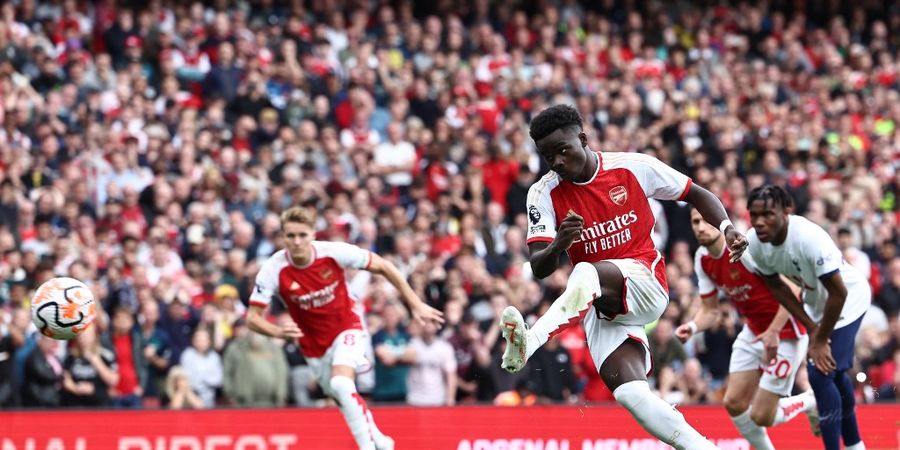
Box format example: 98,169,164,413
529,104,583,141
747,184,794,210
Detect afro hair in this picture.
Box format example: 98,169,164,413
747,184,794,210
529,104,584,142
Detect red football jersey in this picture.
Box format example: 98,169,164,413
696,246,805,339
250,242,372,358
525,151,692,290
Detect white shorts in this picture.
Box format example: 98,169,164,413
582,258,669,372
306,329,373,397
729,326,809,396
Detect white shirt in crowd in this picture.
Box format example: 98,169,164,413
406,336,456,406
373,139,416,187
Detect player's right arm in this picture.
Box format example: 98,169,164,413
525,180,581,279
246,259,302,339
246,305,301,339
676,253,720,342
528,209,583,279
757,274,814,329
675,293,719,343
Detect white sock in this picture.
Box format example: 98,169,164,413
526,262,600,359
772,390,816,425
845,442,866,450
613,380,718,450
731,409,775,450
365,409,392,448
330,376,376,450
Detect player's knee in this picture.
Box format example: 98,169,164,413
612,380,653,412
329,375,356,396
723,393,750,417
750,407,775,427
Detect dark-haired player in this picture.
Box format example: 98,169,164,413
746,185,869,450
500,105,747,449
676,207,816,449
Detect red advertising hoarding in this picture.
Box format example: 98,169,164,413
0,404,897,450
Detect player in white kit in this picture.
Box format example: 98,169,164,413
500,105,747,449
746,185,869,450
246,207,443,450
676,207,817,449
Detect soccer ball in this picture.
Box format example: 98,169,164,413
30,277,97,340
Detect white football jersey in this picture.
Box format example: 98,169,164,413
747,215,870,328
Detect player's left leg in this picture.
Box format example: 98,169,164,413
830,315,866,450
724,370,776,450
326,330,394,450
500,261,603,372
751,335,816,428
585,260,716,450
725,328,776,448
601,340,718,450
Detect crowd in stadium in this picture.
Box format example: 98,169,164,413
0,0,899,410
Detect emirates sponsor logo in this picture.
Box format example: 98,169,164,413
289,281,339,309
609,186,628,206
573,211,638,244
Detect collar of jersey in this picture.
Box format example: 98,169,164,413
572,150,601,186
285,245,317,269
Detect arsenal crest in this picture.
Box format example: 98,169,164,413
320,268,334,280
609,186,628,206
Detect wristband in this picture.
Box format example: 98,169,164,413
718,219,734,235
687,321,698,335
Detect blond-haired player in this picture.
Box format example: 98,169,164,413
247,207,443,450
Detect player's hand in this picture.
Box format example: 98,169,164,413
278,321,303,339
674,323,695,343
411,301,444,326
753,329,780,364
808,339,836,374
553,209,584,251
725,228,748,263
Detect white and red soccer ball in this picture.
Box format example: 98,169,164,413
30,277,97,340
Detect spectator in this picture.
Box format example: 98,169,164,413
372,302,413,403
165,365,203,410
371,122,416,195
448,311,497,402
406,321,457,406
0,328,15,407
138,298,171,402
649,318,687,373
223,333,288,407
527,335,579,404
62,325,119,408
202,41,242,104
104,306,146,408
876,260,900,317
179,328,223,408
158,293,198,364
21,335,63,408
